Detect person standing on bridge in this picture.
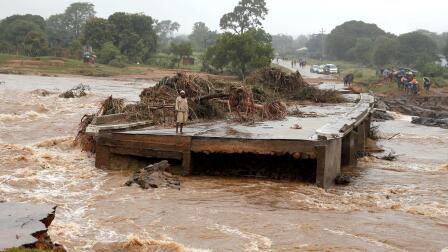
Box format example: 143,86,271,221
175,90,188,134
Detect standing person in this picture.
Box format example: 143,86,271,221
423,77,431,94
410,77,418,96
175,90,188,134
400,75,407,91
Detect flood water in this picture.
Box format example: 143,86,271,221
0,74,447,251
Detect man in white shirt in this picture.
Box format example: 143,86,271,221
175,90,188,134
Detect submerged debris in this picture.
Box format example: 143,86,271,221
31,89,52,96
59,84,90,98
380,152,398,161
369,125,381,140
125,160,180,190
335,175,351,185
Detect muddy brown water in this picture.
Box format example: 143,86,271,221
1,74,447,251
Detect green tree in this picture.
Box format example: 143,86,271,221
0,15,46,55
189,22,216,51
205,29,273,79
170,42,193,67
46,14,71,50
326,20,386,60
64,2,96,39
444,40,448,58
69,38,83,59
370,36,398,67
107,12,157,62
347,37,373,63
306,34,326,59
272,34,295,57
396,31,438,67
156,20,180,41
24,31,48,56
82,17,113,50
97,42,120,64
220,0,268,34
294,35,309,49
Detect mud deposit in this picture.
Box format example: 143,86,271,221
382,96,448,128
1,74,448,251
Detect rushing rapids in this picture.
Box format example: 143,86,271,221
0,74,447,251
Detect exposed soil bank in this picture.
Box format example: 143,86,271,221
380,96,448,128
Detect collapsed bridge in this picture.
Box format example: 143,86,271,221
91,92,374,189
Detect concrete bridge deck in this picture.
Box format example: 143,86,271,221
94,92,374,188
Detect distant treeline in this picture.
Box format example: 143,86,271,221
272,21,448,72
0,0,274,79
2,1,446,78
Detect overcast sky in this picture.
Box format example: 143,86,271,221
1,0,447,36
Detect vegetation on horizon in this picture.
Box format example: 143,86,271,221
0,1,447,82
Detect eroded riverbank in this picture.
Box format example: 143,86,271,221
1,74,447,251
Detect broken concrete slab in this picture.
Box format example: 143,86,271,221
0,202,65,251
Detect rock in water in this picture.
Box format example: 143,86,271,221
335,175,351,185
411,117,448,129
125,160,181,190
372,110,394,122
59,84,90,98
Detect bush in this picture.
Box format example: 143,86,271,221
146,54,176,68
98,42,120,64
109,55,127,68
419,63,446,77
354,70,363,79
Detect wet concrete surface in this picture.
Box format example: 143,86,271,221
0,202,56,250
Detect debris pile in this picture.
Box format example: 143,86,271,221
98,95,125,116
293,86,346,103
124,160,180,190
59,84,90,98
246,67,307,94
263,100,288,120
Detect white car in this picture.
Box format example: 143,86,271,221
317,65,325,74
310,65,319,73
325,64,339,74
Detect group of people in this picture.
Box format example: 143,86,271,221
395,72,431,95
290,58,306,68
380,68,432,95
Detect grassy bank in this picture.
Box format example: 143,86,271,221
3,248,46,252
0,53,205,77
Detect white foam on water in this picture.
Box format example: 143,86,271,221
214,224,272,252
324,228,406,252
